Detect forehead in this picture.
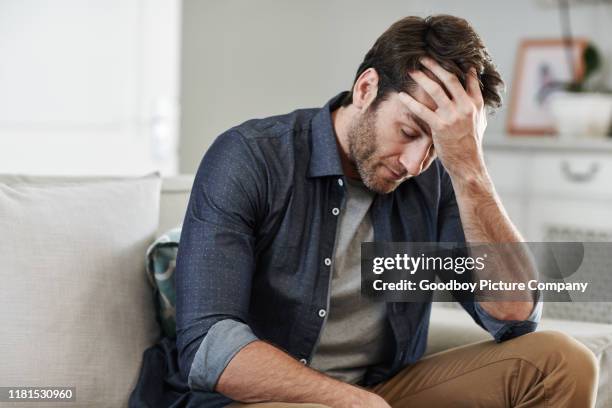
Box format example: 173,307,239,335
377,69,449,127
380,87,435,130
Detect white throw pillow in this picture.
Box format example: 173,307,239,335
0,175,161,408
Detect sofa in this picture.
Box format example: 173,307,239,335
1,174,610,407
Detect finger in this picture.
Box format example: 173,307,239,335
420,57,471,104
397,91,440,128
466,67,484,105
421,142,437,171
409,70,452,109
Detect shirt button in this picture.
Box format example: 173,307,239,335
331,207,340,216
299,358,308,365
324,258,332,266
318,309,327,318
337,178,344,187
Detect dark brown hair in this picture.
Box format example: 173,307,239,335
341,15,504,110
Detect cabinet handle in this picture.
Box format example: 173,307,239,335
560,161,600,183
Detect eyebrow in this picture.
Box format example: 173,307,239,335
406,111,431,136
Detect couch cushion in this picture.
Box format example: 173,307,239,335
146,226,181,339
0,174,195,237
0,173,131,184
427,305,612,408
0,175,161,407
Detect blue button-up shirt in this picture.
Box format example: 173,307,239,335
175,92,540,406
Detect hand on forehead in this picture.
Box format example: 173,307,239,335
398,65,450,134
401,69,441,116
397,56,485,138
407,58,467,108
402,57,480,108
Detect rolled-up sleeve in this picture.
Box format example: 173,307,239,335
474,300,542,342
175,130,266,392
188,319,258,390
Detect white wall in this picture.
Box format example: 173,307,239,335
179,0,612,173
0,0,181,176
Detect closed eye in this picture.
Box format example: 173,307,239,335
401,129,419,140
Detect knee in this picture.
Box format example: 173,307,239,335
536,331,597,372
526,331,598,390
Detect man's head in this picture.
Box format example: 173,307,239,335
338,15,504,194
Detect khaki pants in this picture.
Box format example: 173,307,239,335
227,331,598,408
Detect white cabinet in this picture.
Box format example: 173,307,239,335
526,198,612,241
484,150,528,195
530,153,612,201
484,140,612,241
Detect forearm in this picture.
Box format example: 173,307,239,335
216,340,385,407
449,164,522,244
449,164,534,321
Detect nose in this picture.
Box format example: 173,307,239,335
398,140,433,176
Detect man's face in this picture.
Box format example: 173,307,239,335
346,84,439,194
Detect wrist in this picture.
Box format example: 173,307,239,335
448,160,493,195
347,387,389,408
445,148,484,176
314,381,365,407
330,384,373,407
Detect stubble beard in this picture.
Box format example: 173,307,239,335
347,109,398,194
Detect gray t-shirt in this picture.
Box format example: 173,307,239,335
309,178,393,384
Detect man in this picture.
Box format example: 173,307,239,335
175,15,598,407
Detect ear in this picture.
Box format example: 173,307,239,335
351,68,379,111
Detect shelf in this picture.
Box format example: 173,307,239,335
484,134,612,153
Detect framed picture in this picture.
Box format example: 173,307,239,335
507,38,587,135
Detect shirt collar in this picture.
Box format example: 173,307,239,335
307,92,348,178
